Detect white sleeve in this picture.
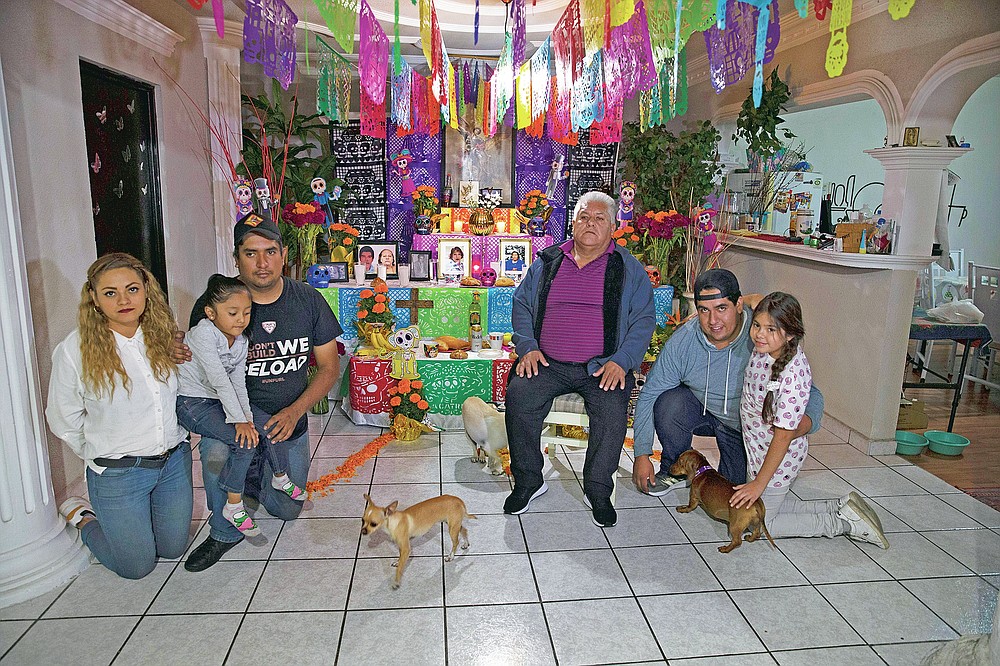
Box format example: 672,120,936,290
44,344,87,458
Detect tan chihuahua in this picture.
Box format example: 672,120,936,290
362,494,476,589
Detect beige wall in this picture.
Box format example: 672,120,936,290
0,1,217,496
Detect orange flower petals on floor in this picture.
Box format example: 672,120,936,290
306,431,396,498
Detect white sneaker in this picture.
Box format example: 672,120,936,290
838,496,889,549
59,497,95,529
839,492,885,534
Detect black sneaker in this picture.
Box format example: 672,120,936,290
184,535,243,572
584,495,617,527
503,482,548,515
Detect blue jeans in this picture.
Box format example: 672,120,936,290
82,441,193,579
197,431,310,543
653,385,748,484
177,396,290,494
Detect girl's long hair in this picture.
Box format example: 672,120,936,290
188,274,251,329
78,253,177,397
754,292,805,424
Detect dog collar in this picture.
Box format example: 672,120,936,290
694,465,713,478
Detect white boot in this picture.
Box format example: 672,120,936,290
838,493,889,549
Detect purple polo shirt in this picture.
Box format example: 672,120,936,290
538,239,613,363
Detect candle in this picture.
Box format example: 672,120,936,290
377,265,387,280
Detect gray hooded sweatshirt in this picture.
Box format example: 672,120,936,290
632,306,824,457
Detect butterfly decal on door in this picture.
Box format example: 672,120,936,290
115,117,124,131
127,99,136,114
90,153,101,173
96,106,107,124
122,145,131,163
113,180,124,198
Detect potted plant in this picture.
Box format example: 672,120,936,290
411,185,440,234
387,378,430,441
281,202,326,277
516,189,551,237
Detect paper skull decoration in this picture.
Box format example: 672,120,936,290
644,265,661,288
478,267,497,287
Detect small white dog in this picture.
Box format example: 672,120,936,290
460,397,507,475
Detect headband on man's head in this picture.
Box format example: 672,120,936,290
693,268,742,303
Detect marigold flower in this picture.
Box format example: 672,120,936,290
418,400,429,410
409,393,421,404
617,238,627,246
398,379,411,393
411,380,423,389
372,303,386,313
374,283,389,294
343,237,353,245
375,294,386,303
360,289,374,298
357,309,368,319
630,235,640,242
390,396,402,406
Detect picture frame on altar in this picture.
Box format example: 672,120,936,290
409,251,432,282
458,180,479,208
438,238,472,282
328,262,349,283
902,127,920,147
499,239,530,279
361,241,399,278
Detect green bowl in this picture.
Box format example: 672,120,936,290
924,430,971,456
895,430,927,455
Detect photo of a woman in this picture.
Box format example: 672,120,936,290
437,239,471,281
378,248,397,276
447,246,464,275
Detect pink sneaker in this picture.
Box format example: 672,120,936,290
223,505,261,537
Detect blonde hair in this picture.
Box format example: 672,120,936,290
78,253,177,396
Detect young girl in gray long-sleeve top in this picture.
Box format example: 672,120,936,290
176,275,305,538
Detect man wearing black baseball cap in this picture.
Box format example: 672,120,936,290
182,210,343,571
632,268,824,495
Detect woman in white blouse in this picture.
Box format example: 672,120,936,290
46,253,192,579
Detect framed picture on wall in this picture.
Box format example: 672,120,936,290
499,238,530,278
438,238,472,282
409,250,432,281
458,180,479,207
902,127,920,147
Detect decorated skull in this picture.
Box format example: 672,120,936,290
644,265,661,288
478,267,497,287
306,264,332,288
310,177,327,195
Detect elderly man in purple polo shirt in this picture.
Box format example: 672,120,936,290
503,191,656,527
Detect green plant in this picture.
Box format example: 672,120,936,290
621,120,721,214
238,80,347,268
733,69,795,160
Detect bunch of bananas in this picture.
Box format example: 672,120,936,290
355,322,398,358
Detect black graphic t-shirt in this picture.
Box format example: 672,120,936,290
246,278,342,438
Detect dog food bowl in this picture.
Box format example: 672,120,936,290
895,431,928,455
923,430,971,456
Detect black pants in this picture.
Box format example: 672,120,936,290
505,359,634,500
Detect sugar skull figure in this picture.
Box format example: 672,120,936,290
234,176,254,217
696,208,719,255
478,267,497,287
390,150,416,199
311,177,333,228
387,325,421,380
254,177,272,220
617,181,636,227
306,264,332,288
644,265,661,288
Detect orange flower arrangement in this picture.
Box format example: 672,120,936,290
411,185,439,215
388,378,430,422
517,189,550,219
356,278,395,327
327,221,360,251
611,224,644,258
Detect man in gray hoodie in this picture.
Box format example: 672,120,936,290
632,269,823,494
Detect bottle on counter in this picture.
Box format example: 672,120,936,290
442,173,453,207
469,291,482,342
470,324,483,352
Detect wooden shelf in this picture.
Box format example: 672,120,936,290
720,233,935,271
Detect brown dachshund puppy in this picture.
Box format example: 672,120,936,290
669,450,776,553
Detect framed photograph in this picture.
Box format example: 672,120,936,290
438,238,472,282
328,262,349,283
357,241,399,278
902,127,920,147
479,188,502,208
458,180,479,207
945,134,960,148
499,238,531,278
409,250,432,282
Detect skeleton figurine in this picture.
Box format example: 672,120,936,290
617,181,636,227
311,177,334,229
234,176,254,217
386,325,421,380
254,178,272,221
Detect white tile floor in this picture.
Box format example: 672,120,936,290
1,404,998,665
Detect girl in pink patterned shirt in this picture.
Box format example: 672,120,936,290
730,292,889,548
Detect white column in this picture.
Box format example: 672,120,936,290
864,147,973,256
197,18,244,275
0,55,89,608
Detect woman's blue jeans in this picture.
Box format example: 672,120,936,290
176,396,290,495
82,441,193,579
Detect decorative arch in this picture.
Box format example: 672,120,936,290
711,69,903,144
902,31,1000,138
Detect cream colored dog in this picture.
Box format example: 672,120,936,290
461,396,507,475
362,494,475,589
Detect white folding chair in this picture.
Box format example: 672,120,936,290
962,261,1000,392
